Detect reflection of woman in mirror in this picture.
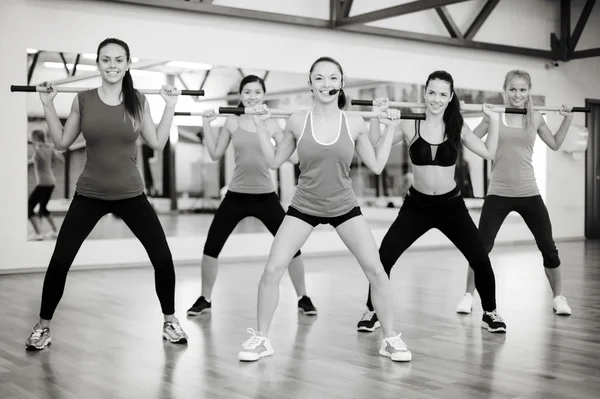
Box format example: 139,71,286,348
360,70,507,335
187,75,318,317
238,57,412,363
457,70,574,316
28,129,63,240
25,38,188,351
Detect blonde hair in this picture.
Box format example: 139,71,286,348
503,70,535,133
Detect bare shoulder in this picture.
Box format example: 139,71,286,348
532,110,545,127
224,115,238,132
285,110,309,136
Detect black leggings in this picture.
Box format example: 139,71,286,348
203,191,301,258
28,185,55,218
478,195,560,268
39,192,176,320
367,186,497,312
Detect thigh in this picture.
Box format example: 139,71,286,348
478,195,514,253
266,215,314,269
253,194,286,236
111,194,171,257
377,201,432,269
51,193,108,262
335,215,383,275
516,196,557,248
436,199,488,262
203,194,247,256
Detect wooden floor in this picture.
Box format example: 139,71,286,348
1,240,599,399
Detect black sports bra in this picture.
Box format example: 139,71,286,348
409,120,458,167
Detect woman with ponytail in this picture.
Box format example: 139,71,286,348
457,70,574,316
358,70,508,335
237,57,413,364
25,38,188,351
186,75,317,318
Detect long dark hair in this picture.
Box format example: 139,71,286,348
425,70,463,152
96,38,142,129
309,56,346,109
237,75,266,107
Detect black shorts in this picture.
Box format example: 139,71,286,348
286,206,362,228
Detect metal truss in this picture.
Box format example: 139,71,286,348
102,0,597,61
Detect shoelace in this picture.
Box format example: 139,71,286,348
361,310,375,322
555,295,567,303
386,334,407,350
169,321,185,335
487,312,504,322
30,329,44,340
242,328,264,349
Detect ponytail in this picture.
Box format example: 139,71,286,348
122,70,143,130
443,91,464,152
338,88,347,109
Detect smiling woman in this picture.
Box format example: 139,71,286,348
24,37,189,351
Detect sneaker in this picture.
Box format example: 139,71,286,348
298,296,317,315
28,233,43,241
380,332,412,362
43,231,58,240
482,311,507,333
25,324,51,351
357,310,380,332
456,293,474,314
162,317,188,344
238,328,274,362
187,296,211,316
553,295,572,315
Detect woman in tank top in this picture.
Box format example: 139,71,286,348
358,70,508,335
457,70,574,316
28,129,63,241
186,75,317,318
25,38,188,351
237,56,412,364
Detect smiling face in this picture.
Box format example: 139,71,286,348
97,43,130,84
239,81,265,108
504,77,530,108
424,78,453,115
309,61,343,105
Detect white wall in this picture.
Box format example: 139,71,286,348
1,0,597,271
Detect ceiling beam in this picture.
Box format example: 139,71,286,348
568,0,596,57
464,0,500,40
570,47,600,60
558,0,571,61
336,0,471,27
342,0,354,18
435,7,463,39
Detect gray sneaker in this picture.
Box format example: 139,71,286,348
25,324,51,351
162,317,188,344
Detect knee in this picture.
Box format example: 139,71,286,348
263,259,289,281
541,247,560,269
364,262,388,283
203,243,221,259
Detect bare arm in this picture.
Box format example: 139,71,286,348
254,110,298,169
461,105,500,160
354,116,397,175
270,119,298,164
472,117,489,139
202,113,233,161
42,96,82,151
140,92,177,151
535,108,574,151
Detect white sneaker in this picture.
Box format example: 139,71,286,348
553,295,572,315
43,231,58,240
456,293,474,314
238,328,274,362
28,233,43,241
380,332,412,362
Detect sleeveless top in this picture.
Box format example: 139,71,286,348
75,89,145,200
409,120,458,167
33,147,57,186
487,114,539,197
290,109,358,217
227,124,275,194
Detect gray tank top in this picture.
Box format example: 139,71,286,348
33,147,56,186
75,89,145,200
227,124,275,194
290,109,358,217
487,114,540,197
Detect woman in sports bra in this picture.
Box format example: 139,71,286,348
186,75,317,317
237,56,413,363
456,70,574,316
358,70,508,334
